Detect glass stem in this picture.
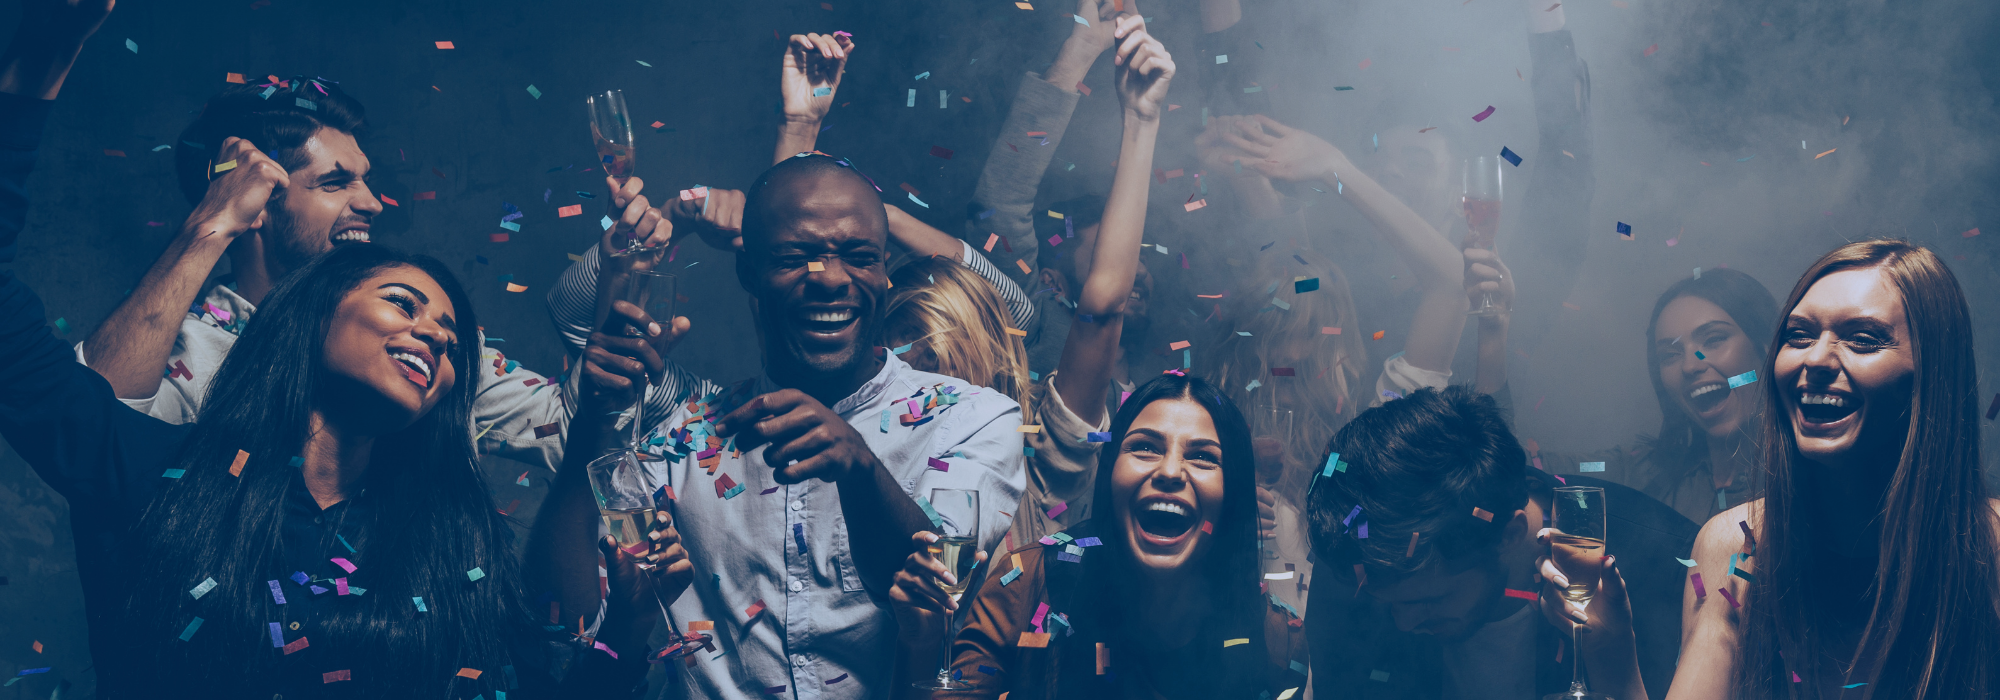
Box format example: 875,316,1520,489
1572,620,1583,691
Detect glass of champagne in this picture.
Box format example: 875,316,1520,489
587,89,646,256
915,488,981,691
1544,486,1611,700
611,270,676,448
1462,156,1505,317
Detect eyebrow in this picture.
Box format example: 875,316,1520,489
378,282,457,334
314,162,363,186
1123,428,1222,450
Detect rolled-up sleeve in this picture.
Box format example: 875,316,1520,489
967,73,1083,282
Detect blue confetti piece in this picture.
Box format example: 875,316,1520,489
1000,567,1023,585
1024,446,1036,457
1074,537,1101,546
268,580,286,604
270,622,284,647
916,496,945,528
1334,86,1355,91
1580,462,1606,473
1056,551,1082,562
1727,370,1758,388
812,87,832,97
162,468,186,478
1086,432,1111,442
178,617,205,641
914,71,931,80
526,85,542,99
1322,452,1343,477
1499,146,1522,166
881,409,892,433
907,192,929,208
1737,156,1754,162
723,484,746,499
979,665,1002,675
290,571,309,585
295,98,318,111
1370,670,1391,682
1294,278,1320,294
1075,13,1090,25
1617,222,1632,238
499,221,521,232
414,596,427,612
467,567,486,582
124,38,137,53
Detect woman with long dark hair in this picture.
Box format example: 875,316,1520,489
1544,240,2000,699
0,239,668,696
884,373,1307,698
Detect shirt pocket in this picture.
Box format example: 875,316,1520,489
830,511,867,593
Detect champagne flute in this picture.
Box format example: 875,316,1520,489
1462,156,1505,317
1544,486,1611,700
915,489,981,691
612,270,676,448
586,89,647,257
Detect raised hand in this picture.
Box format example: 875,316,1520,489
1195,115,1256,174
1070,0,1129,54
781,32,855,125
601,175,671,265
1221,115,1346,184
1463,247,1515,315
579,300,687,426
184,137,288,241
1534,528,1636,642
666,187,745,253
889,531,986,643
1111,16,1174,121
713,389,884,485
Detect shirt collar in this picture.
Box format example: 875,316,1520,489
827,352,906,415
202,281,258,327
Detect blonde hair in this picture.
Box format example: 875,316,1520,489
884,256,1033,407
1198,246,1365,510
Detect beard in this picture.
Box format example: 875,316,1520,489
261,200,329,273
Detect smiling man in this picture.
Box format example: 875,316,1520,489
74,79,568,470
544,153,1024,700
1304,386,1695,700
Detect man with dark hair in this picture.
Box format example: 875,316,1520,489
536,151,1024,700
73,78,570,469
1304,386,1694,700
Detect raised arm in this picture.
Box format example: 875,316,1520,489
1507,0,1596,354
885,203,1034,328
1053,15,1173,427
774,31,854,164
967,0,1115,279
1226,116,1468,375
80,138,286,398
0,0,112,101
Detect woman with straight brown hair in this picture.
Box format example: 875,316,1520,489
1541,239,2000,700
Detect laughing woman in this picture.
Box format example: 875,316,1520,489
887,374,1309,699
1544,240,2000,700
0,106,662,697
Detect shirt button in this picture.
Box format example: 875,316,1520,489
788,579,805,593
792,654,809,667
790,500,804,511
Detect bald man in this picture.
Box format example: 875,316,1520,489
538,154,1024,700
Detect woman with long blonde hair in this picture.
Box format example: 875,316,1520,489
884,253,1034,408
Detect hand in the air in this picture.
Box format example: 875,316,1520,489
1111,16,1174,122
1463,247,1515,316
781,32,856,125
600,176,672,265
184,137,289,241
666,187,745,253
1220,115,1346,184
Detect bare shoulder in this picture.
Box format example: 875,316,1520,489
1693,501,1759,553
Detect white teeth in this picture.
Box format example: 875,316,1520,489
806,310,853,323
1689,384,1724,400
1801,393,1847,407
334,230,370,242
1145,501,1188,517
389,351,431,380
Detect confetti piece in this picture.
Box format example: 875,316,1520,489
1503,588,1538,600
558,204,583,217
1717,586,1740,608
1727,370,1758,388
1184,199,1207,212
1472,507,1494,522
1004,327,1028,337
179,617,205,641
1293,278,1320,294
1223,638,1249,647
827,673,850,684
163,469,186,478
1472,106,1496,122
1046,501,1068,518
1500,146,1522,166
457,668,482,679
213,159,238,174
1201,521,1213,534
1370,670,1392,682
525,85,542,99
1016,1,1033,8
414,596,427,612
1372,330,1386,340
1964,228,1981,238
1018,632,1051,648
1579,461,1606,473
1169,340,1191,350
189,577,218,599
1815,148,1837,159
229,449,250,477
1643,44,1658,57
467,567,486,582
1075,82,1090,96
1018,424,1043,433
124,38,137,53
1215,54,1228,64
323,670,351,683
812,86,832,97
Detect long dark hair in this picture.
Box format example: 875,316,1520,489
1047,373,1267,697
114,245,535,697
1742,240,1999,698
1638,268,1778,499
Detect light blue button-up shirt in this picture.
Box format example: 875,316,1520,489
640,352,1023,700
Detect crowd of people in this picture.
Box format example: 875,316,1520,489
1,0,1996,698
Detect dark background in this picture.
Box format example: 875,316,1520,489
6,0,2000,695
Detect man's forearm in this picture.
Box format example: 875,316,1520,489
83,230,232,399
1042,35,1101,92
775,120,819,165
837,460,932,595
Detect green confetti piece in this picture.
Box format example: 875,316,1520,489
189,577,218,599
162,469,186,478
636,60,653,67
178,617,205,641
1676,557,1698,567
53,318,69,334
466,567,486,581
525,85,542,99
125,39,138,53
916,496,944,528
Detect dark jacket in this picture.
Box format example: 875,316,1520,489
1306,474,1698,700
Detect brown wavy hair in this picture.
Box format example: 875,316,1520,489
1742,239,1999,698
884,255,1032,407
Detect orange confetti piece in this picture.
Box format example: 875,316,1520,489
229,449,249,477
807,261,827,272
32,641,42,653
1814,148,1837,159
1005,327,1028,337
1371,331,1386,340
689,620,715,631
1169,340,1191,350
225,73,245,84
558,204,583,217
1322,327,1342,334
435,41,456,49
456,668,482,679
1017,632,1052,648
1472,507,1494,522
1184,199,1207,212
1016,259,1033,275
505,283,528,293
379,194,399,207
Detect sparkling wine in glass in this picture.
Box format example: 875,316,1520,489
916,489,981,691
1462,156,1505,317
610,270,675,447
587,89,647,257
1544,486,1612,700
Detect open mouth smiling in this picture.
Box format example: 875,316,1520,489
1687,381,1730,416
796,307,857,335
1796,390,1857,426
1133,494,1198,548
389,347,434,388
332,226,371,244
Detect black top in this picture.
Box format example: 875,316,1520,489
1306,475,1699,700
0,93,638,698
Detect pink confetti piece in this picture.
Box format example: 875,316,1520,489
330,557,356,573
1472,106,1496,122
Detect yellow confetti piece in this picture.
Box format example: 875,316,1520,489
807,261,827,272
229,449,249,477
1047,210,1064,219
1223,638,1249,647
1015,1,1033,7
1815,148,1837,159
1004,327,1027,337
688,620,715,632
212,160,238,174
1017,425,1043,433
567,253,584,262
